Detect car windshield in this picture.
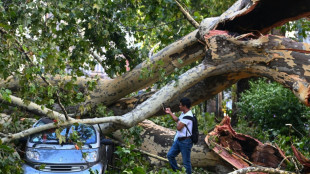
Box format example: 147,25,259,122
30,120,96,145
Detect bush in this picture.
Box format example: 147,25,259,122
0,143,23,174
236,78,310,170
237,78,310,138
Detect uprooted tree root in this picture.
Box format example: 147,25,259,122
205,116,310,174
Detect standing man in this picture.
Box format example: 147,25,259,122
165,97,194,174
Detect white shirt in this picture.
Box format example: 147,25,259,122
174,110,193,141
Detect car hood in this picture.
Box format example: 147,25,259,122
26,147,99,164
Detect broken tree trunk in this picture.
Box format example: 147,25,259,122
203,30,310,107
205,117,310,174
206,116,287,171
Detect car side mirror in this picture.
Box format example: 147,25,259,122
100,138,114,145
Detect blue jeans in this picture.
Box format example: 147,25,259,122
167,138,193,174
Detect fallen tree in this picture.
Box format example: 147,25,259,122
0,0,310,172
206,117,287,170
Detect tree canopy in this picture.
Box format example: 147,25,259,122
0,0,235,112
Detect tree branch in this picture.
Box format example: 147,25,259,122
0,93,71,122
228,166,296,174
0,27,70,120
1,116,125,144
174,0,199,28
148,41,161,58
91,51,104,67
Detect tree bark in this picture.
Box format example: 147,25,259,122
203,31,310,106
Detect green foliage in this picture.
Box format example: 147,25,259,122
235,78,310,168
89,104,115,118
275,134,310,158
3,0,309,173
88,168,99,174
0,0,235,83
111,145,147,174
281,18,310,41
234,118,270,142
150,114,177,129
0,88,12,102
0,0,237,114
236,119,310,170
55,128,66,144
237,78,310,137
198,112,216,134
120,126,144,147
107,125,148,173
0,143,23,174
0,113,34,135
0,114,34,173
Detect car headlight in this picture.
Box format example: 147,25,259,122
85,151,98,162
26,150,40,160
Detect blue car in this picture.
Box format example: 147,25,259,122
22,118,113,174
